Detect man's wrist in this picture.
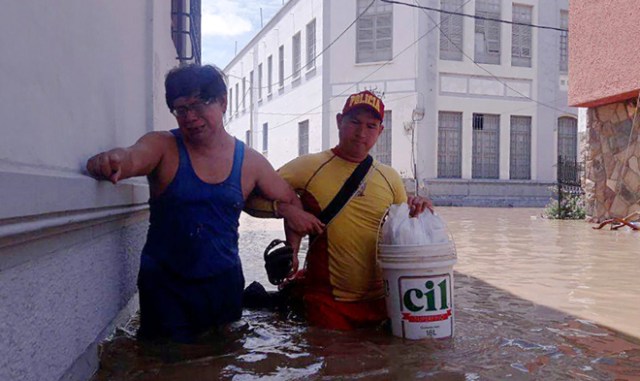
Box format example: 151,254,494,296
273,200,281,218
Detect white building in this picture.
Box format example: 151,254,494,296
0,1,200,380
224,0,577,206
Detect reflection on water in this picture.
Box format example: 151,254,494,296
93,208,640,381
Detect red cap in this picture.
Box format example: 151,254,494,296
341,90,384,121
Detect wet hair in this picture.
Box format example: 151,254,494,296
164,64,227,111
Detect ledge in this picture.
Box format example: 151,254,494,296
0,204,149,249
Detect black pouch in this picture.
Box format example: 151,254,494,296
263,239,293,286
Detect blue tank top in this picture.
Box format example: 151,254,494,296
142,129,245,279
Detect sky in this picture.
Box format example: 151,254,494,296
201,0,285,69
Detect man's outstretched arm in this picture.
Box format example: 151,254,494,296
86,132,167,183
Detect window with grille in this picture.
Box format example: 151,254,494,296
511,4,532,67
306,19,316,70
298,120,309,156
242,77,246,110
510,116,531,179
258,64,263,100
474,0,501,64
245,130,252,148
356,0,393,63
438,112,462,178
559,10,568,72
439,0,464,61
267,55,273,94
278,45,285,89
371,110,392,165
558,117,577,161
292,32,301,79
472,113,500,178
263,123,268,153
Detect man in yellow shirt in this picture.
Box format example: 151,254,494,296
248,90,431,330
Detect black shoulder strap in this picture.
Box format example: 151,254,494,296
318,155,373,225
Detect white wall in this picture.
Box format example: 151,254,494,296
0,1,179,380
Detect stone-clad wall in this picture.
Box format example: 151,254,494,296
584,99,640,221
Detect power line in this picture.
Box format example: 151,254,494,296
421,0,570,115
381,0,568,32
226,0,376,89
265,0,474,133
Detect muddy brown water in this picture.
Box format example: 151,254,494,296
92,207,640,381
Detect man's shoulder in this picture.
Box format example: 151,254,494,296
372,161,401,179
281,150,333,170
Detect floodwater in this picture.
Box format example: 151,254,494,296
93,208,640,381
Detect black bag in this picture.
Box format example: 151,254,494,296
263,239,294,285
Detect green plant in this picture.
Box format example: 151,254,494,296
543,186,586,219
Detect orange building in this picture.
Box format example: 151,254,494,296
569,0,640,220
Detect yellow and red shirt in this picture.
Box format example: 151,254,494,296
278,150,407,302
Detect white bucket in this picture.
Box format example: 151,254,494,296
378,242,457,340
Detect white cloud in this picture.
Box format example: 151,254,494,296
202,13,252,37
201,0,282,37
200,0,284,67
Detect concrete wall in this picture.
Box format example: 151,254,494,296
0,1,179,380
568,0,640,107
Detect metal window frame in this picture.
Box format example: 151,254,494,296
472,113,500,179
371,110,392,165
438,111,463,178
292,32,302,79
509,115,531,180
356,0,393,63
306,19,317,70
298,120,309,156
474,0,501,65
439,0,464,61
511,4,532,68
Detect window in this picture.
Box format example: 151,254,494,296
242,77,246,110
249,71,254,106
474,0,501,64
510,116,531,179
438,112,462,178
511,4,532,67
559,10,568,72
472,113,500,179
292,32,302,79
439,0,464,61
267,55,273,94
278,45,285,89
245,130,252,147
262,123,269,153
298,120,309,156
371,111,392,165
558,117,577,161
229,87,233,115
306,19,317,70
356,0,393,63
257,64,263,100
234,83,239,115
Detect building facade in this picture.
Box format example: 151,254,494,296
225,0,576,206
569,0,640,221
0,1,199,380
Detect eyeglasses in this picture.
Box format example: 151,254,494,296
171,98,214,118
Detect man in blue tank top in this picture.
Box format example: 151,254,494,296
86,64,324,343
